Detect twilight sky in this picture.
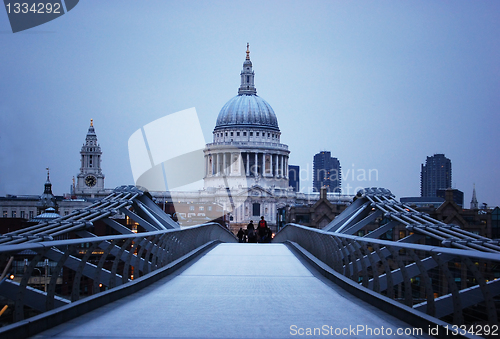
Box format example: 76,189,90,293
1,1,499,207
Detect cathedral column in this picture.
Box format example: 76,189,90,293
223,152,227,176
269,152,273,177
205,155,208,177
214,153,218,176
280,155,284,178
285,156,288,179
210,155,213,177
231,152,239,175
274,154,278,178
277,154,280,177
207,155,211,177
236,152,240,175
254,152,258,176
261,152,265,176
261,153,265,176
246,153,250,176
217,153,221,176
213,155,216,176
229,152,233,175
210,155,213,176
258,152,262,176
218,153,222,176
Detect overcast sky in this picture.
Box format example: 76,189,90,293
1,1,499,207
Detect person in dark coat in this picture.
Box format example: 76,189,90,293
246,220,256,243
266,226,273,243
237,227,245,243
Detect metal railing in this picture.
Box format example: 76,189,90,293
274,224,500,329
0,223,236,324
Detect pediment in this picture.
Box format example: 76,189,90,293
236,185,274,198
311,197,335,210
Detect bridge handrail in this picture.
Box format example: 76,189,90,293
0,222,236,326
277,223,500,261
274,223,500,327
0,222,235,254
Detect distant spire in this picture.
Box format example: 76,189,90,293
470,183,478,209
238,43,257,95
85,119,97,140
42,168,54,197
40,167,56,209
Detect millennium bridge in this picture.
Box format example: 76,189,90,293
0,186,499,338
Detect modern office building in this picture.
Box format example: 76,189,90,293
313,151,341,193
288,165,300,192
420,153,451,197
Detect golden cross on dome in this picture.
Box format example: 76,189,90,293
90,119,93,127
246,43,250,60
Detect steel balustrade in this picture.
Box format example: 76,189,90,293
324,187,500,253
274,223,500,327
0,186,237,327
0,223,236,323
1,185,499,334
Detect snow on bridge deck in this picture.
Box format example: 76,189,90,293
33,243,428,338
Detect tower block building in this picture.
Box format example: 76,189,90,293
420,154,451,198
76,120,105,197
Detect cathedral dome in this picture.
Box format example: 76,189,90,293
215,94,279,132
214,43,280,133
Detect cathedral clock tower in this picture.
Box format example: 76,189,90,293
76,119,105,197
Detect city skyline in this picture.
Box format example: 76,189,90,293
1,1,499,207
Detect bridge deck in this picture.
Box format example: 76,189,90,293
34,243,427,338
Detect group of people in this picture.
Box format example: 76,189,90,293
236,216,273,243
